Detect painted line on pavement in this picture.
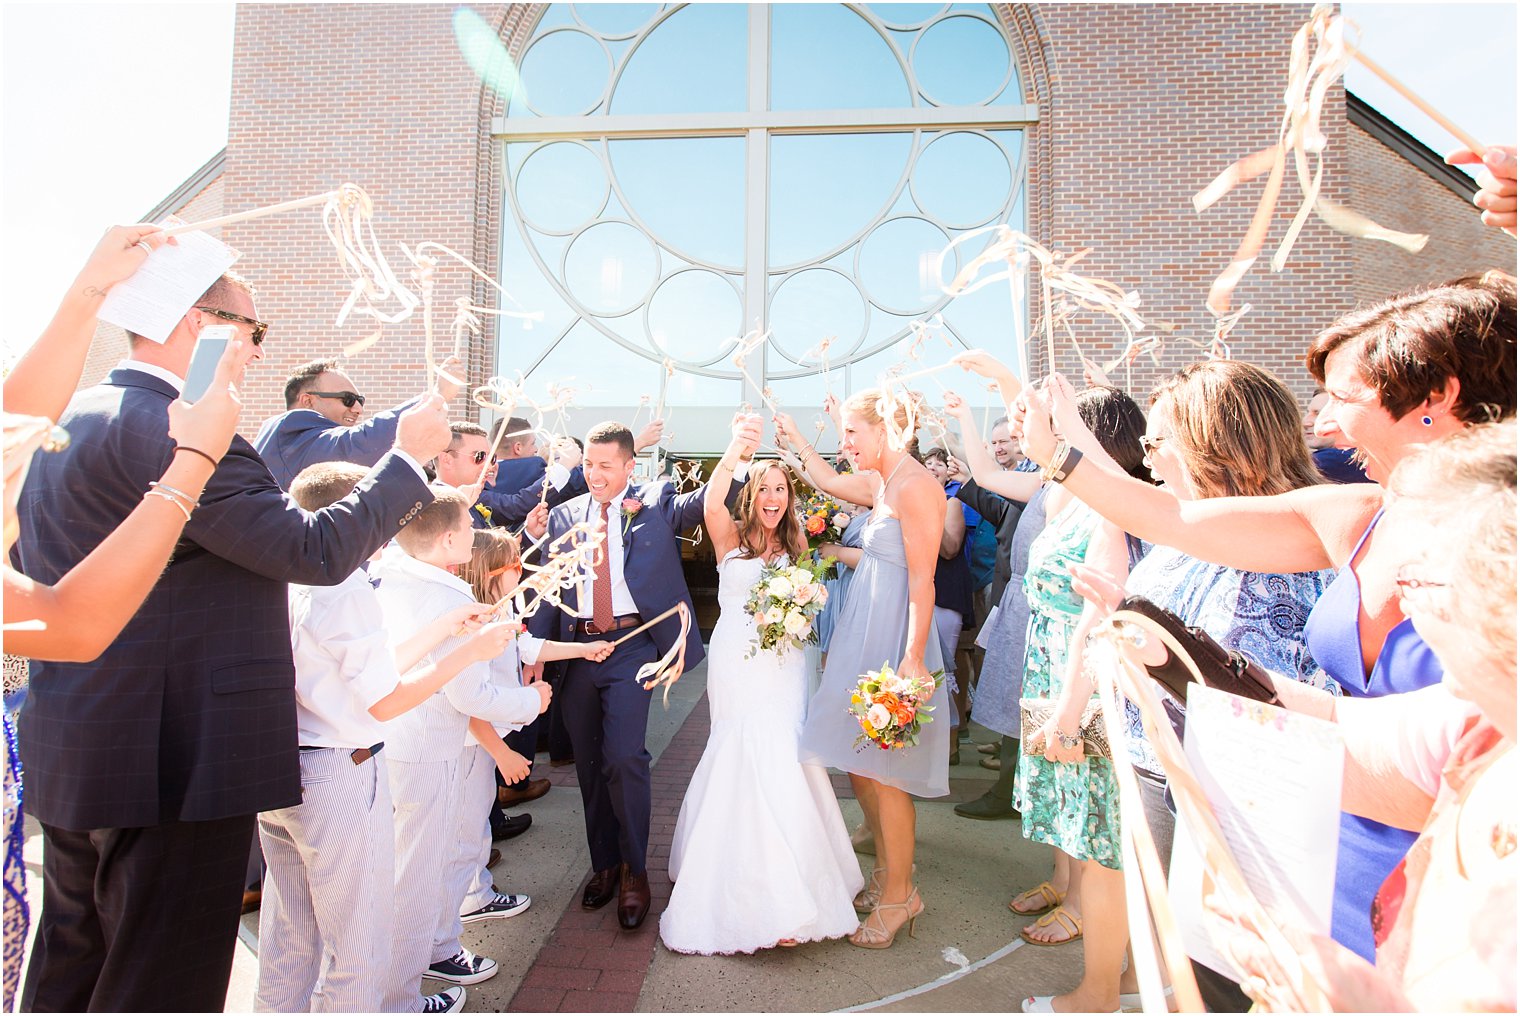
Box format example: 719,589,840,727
835,936,1027,1012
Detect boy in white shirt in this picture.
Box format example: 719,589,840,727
374,488,611,995
256,463,515,1016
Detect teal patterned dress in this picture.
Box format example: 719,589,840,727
1013,500,1123,870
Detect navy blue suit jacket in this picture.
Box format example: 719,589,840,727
15,368,432,830
481,456,588,528
527,478,731,671
253,396,420,489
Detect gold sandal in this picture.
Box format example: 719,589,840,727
849,888,923,949
853,866,884,912
1008,880,1065,916
1018,905,1082,946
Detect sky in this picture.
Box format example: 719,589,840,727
0,2,1514,363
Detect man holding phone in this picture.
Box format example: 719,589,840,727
255,356,465,489
15,269,454,1012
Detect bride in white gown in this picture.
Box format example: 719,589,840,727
659,422,864,955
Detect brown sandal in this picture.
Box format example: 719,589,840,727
1008,880,1064,916
1018,905,1082,946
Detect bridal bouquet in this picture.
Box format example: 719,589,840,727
799,489,850,551
744,556,832,658
850,664,943,751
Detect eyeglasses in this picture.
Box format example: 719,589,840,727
195,306,268,346
1139,435,1168,455
466,450,488,465
1394,568,1449,595
308,390,366,409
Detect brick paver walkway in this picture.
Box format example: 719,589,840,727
507,696,712,1012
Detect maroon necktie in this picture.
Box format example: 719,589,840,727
592,500,614,631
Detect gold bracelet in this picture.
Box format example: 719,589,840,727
1039,440,1069,483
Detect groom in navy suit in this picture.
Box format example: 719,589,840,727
529,415,758,928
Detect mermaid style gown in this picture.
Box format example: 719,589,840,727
659,551,863,954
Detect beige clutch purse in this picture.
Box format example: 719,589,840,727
1019,698,1111,760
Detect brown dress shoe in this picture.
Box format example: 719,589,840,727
582,867,619,910
617,865,651,930
497,778,551,808
241,889,262,915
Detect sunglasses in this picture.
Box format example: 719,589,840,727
308,391,367,409
196,306,268,346
1139,435,1168,455
468,450,489,465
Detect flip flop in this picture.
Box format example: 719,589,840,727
1008,880,1064,916
1018,905,1082,946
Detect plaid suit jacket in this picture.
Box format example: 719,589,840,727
15,368,432,830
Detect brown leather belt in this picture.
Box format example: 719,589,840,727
571,614,642,637
300,742,384,765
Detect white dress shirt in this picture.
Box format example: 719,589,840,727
287,568,396,749
373,551,543,763
473,634,545,745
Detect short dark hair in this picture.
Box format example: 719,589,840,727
1305,277,1516,425
395,487,471,554
450,422,487,451
284,359,339,409
128,271,256,347
290,461,369,511
490,417,533,452
585,422,635,460
921,446,948,466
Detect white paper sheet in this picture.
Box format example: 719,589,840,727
1168,684,1343,978
974,603,1000,650
99,226,240,343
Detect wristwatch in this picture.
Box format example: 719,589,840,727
1047,446,1083,484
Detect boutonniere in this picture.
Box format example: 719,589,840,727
620,496,644,535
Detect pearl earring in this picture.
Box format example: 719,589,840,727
1421,415,1433,427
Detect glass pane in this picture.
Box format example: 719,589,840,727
771,5,911,111
911,130,1014,229
519,27,612,116
769,267,868,365
856,215,953,315
865,3,949,30
612,4,747,115
769,133,912,268
647,268,744,365
610,137,746,269
563,220,660,317
514,141,609,234
912,12,1011,106
572,3,662,38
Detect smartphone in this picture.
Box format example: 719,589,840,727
183,324,236,401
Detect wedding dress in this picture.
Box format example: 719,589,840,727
659,550,863,954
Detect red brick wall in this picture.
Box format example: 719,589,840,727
1345,123,1515,307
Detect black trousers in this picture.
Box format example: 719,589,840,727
22,814,255,1013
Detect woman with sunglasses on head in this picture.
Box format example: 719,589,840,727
1003,361,1337,1013
1008,276,1516,966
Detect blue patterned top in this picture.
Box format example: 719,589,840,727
1123,546,1337,773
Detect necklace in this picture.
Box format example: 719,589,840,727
880,453,909,490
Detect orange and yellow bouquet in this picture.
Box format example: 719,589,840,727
799,489,850,551
849,663,943,751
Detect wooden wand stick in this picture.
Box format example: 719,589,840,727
610,603,685,647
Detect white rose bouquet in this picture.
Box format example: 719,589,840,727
743,555,833,658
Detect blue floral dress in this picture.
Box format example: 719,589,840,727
1013,500,1124,868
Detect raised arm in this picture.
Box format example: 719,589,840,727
6,225,171,422
702,415,758,561
1019,384,1376,573
4,340,251,661
950,348,1024,410
944,391,1043,502
772,410,877,506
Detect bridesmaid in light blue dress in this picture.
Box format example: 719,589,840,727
776,392,948,951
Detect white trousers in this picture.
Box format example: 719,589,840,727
433,744,498,962
256,749,414,1012
387,757,458,1009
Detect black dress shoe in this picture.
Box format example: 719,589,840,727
954,793,1020,821
617,865,651,930
491,813,532,842
582,867,619,910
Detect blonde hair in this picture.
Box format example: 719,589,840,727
1387,420,1516,667
1149,361,1321,499
458,527,522,603
843,387,921,452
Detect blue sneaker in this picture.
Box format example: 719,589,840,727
461,891,531,923
422,986,466,1013
427,948,498,985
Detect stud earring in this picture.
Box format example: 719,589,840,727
1421,415,1433,427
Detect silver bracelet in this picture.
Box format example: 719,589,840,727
145,487,193,521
